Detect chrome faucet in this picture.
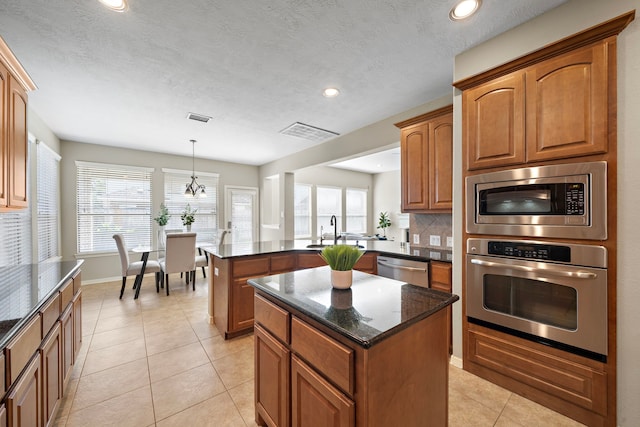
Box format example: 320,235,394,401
320,226,324,245
330,215,338,245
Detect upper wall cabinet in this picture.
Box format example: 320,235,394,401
455,12,635,171
0,37,36,211
395,105,453,213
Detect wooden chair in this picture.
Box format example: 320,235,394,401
113,234,161,299
159,232,196,295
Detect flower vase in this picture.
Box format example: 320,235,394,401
158,226,166,249
331,269,353,289
186,224,192,232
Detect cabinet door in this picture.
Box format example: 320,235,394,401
296,253,327,270
7,75,28,208
40,325,62,427
0,62,8,207
73,291,82,362
291,355,354,427
0,404,6,427
230,280,256,334
428,112,453,210
7,354,42,427
255,325,290,427
430,261,452,355
60,305,73,391
526,41,609,162
464,71,526,170
400,122,429,211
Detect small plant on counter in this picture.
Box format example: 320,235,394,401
377,211,391,238
181,203,197,226
320,245,365,271
153,203,171,226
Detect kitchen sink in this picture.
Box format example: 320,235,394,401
306,244,365,249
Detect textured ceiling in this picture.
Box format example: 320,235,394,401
0,0,566,166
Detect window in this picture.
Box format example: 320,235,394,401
346,188,367,233
317,186,341,237
37,141,61,262
294,184,312,238
76,161,153,254
162,169,218,243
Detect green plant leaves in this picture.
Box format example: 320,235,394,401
319,245,365,271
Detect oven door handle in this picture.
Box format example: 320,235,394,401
470,258,598,279
377,260,427,273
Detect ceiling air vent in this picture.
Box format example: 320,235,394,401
280,122,339,142
186,112,212,123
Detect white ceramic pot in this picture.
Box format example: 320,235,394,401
331,269,353,290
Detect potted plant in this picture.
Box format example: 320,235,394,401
377,211,391,239
319,245,365,289
154,203,171,247
181,203,197,231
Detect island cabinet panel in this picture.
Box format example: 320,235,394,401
254,294,290,343
353,253,377,275
6,353,42,427
463,38,612,171
40,324,62,427
466,323,607,426
5,316,42,388
296,253,326,270
255,324,290,427
291,354,355,427
229,256,271,337
270,254,296,274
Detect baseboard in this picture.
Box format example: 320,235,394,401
449,355,463,369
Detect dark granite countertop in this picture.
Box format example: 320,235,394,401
202,239,452,263
248,266,458,348
0,259,84,349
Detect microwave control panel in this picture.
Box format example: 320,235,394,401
488,241,571,262
565,183,585,215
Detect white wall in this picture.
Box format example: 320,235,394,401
372,170,403,241
453,1,639,424
60,140,259,282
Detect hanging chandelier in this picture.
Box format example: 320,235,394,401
185,139,206,198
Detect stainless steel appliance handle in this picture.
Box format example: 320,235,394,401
470,258,598,279
377,260,427,273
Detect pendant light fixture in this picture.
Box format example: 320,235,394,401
185,139,206,198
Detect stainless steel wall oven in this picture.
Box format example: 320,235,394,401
466,238,607,360
466,161,607,240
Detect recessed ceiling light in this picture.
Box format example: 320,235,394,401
322,87,340,98
99,0,128,12
449,0,481,21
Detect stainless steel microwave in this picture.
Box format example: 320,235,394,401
466,161,607,240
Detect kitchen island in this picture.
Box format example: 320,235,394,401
249,267,458,426
203,240,452,339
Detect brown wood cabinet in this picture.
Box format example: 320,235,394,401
0,36,35,211
395,105,453,213
430,261,452,355
462,40,612,170
6,354,42,427
254,291,449,427
40,324,62,427
296,252,377,275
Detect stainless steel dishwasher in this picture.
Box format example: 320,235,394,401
377,256,429,288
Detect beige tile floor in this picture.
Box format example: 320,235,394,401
53,274,584,427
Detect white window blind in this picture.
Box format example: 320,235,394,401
76,161,153,254
317,186,342,236
294,184,312,238
346,188,367,233
37,141,61,262
162,169,218,243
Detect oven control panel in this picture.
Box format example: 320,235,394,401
488,241,570,262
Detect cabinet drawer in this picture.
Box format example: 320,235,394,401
232,256,270,278
430,261,451,289
39,293,60,339
296,253,326,270
291,317,354,396
254,294,289,343
270,254,296,274
59,278,73,310
5,315,42,387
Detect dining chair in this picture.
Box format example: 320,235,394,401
195,247,207,279
113,234,161,299
160,232,197,295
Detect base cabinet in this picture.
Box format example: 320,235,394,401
255,325,290,427
6,354,41,427
40,325,62,427
430,261,452,355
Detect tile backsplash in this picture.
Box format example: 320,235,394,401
409,213,452,249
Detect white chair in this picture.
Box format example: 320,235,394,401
195,247,207,279
160,232,197,295
113,234,161,299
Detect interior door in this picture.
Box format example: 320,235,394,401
225,187,259,244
